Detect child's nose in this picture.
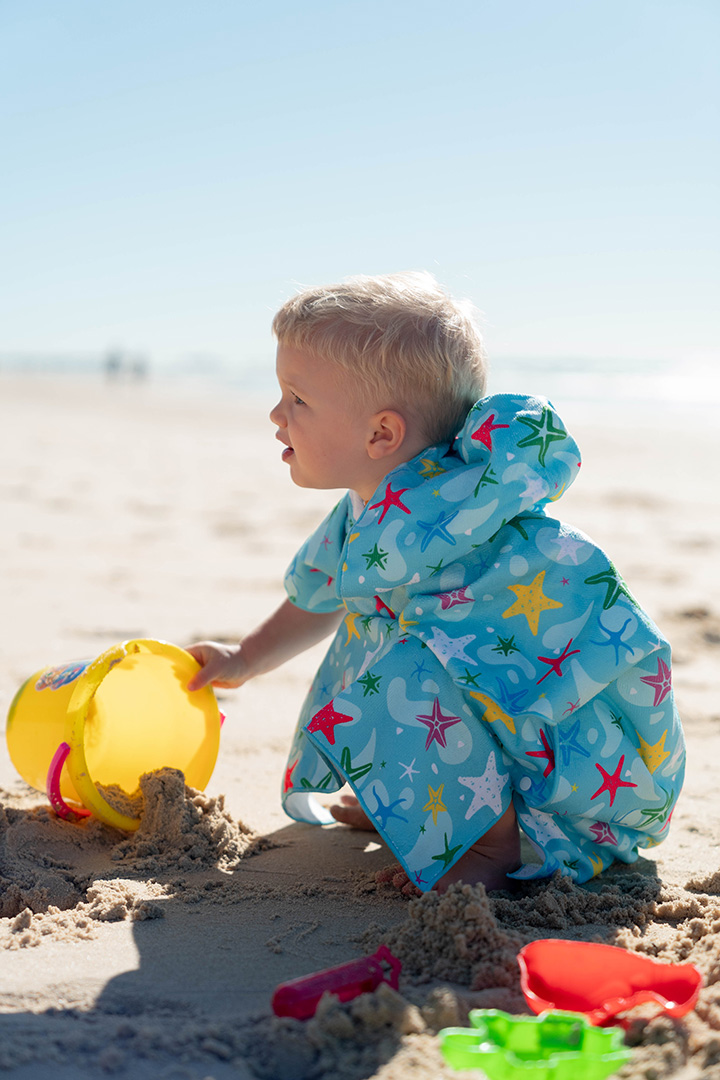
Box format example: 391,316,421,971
269,399,285,426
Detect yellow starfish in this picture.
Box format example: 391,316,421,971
344,612,362,645
588,852,604,877
468,691,516,734
638,729,670,774
398,610,419,633
502,570,563,636
419,458,447,479
348,531,360,543
423,784,447,826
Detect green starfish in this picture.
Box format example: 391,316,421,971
363,543,389,570
458,668,482,688
488,516,532,544
339,746,372,783
516,407,568,467
426,558,446,577
610,710,624,731
301,770,334,791
563,858,580,872
358,670,382,696
640,787,674,826
584,565,634,609
360,614,375,633
431,832,464,869
473,462,498,497
492,634,519,656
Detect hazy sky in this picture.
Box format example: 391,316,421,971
1,0,717,367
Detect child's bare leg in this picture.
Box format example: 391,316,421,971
330,795,521,892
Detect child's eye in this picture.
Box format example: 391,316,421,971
292,393,305,405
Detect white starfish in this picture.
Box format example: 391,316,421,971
399,758,419,782
519,476,548,503
551,534,586,564
458,752,509,818
426,626,477,666
518,805,570,845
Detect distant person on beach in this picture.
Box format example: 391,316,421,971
188,272,685,893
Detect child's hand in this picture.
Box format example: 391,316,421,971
185,641,249,691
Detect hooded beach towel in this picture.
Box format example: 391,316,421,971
280,394,685,891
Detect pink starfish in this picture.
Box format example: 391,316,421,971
640,656,672,706
589,821,617,845
416,698,462,751
438,586,472,609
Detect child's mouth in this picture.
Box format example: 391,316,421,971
282,446,294,462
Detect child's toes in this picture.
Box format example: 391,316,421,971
329,801,376,830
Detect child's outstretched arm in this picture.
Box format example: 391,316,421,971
186,598,344,691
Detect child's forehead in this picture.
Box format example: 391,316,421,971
276,342,348,388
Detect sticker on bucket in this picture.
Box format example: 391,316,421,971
35,660,91,692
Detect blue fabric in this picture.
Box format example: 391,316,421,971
280,394,685,891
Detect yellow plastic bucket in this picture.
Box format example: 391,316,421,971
5,639,221,831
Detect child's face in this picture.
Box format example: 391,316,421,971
270,343,380,499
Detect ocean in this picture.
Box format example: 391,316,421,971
1,352,717,429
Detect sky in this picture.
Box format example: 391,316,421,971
0,0,718,371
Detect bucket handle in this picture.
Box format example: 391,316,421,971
46,741,92,820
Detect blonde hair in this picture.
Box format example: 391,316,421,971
272,271,487,445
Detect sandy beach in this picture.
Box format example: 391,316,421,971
1,371,719,1080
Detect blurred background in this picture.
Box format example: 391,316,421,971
1,0,718,412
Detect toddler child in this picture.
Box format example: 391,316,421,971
188,271,685,893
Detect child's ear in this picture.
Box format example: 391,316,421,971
366,410,406,459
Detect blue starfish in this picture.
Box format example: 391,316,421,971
369,785,409,828
590,613,634,666
417,510,459,553
411,658,431,682
494,677,529,714
557,717,591,767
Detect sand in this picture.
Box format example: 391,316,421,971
1,372,719,1080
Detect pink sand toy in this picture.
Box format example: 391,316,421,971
5,639,222,831
272,945,402,1020
518,939,702,1026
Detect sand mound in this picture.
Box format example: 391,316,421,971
0,768,255,946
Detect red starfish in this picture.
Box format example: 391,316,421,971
591,754,638,806
415,698,462,751
470,412,510,450
283,758,299,794
536,638,581,685
307,700,354,745
374,595,396,618
525,728,555,777
639,656,673,706
369,482,411,523
310,569,334,586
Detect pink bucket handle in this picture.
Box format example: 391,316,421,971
46,742,92,820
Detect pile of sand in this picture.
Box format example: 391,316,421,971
0,767,256,950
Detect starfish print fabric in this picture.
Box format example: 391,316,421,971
280,394,685,890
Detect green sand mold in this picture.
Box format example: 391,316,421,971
440,1009,631,1079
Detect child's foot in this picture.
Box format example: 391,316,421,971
329,796,521,893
